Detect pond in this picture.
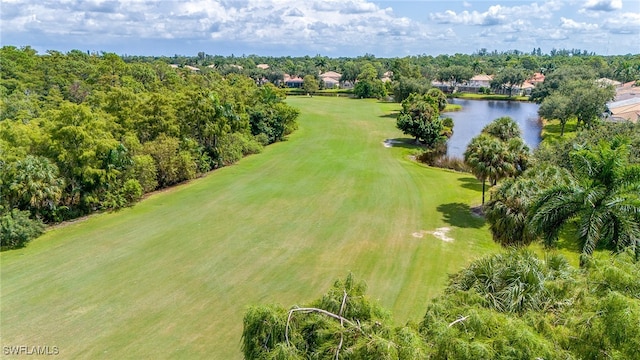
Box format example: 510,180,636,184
445,99,542,158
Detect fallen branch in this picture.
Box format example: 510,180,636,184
285,306,359,346
448,315,469,327
335,290,348,360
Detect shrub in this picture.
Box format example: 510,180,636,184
121,179,143,204
1,209,45,250
131,155,158,192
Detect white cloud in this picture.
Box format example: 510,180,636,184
583,0,622,11
0,0,433,54
429,2,555,26
560,17,599,31
602,11,640,34
0,0,637,56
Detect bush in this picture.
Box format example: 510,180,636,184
1,209,45,250
131,155,158,192
216,133,263,167
121,179,143,204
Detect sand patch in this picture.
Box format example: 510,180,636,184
412,227,454,242
383,139,404,148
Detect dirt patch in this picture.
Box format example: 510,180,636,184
383,139,404,148
412,227,454,242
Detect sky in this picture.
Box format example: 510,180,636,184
1,0,639,57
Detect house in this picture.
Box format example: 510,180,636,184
283,74,304,88
468,74,493,88
614,81,640,102
606,97,640,123
519,81,536,96
320,71,342,88
597,78,622,87
256,64,269,70
529,72,545,84
381,71,393,83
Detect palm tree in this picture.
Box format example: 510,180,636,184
528,140,640,260
482,116,521,142
9,155,64,218
485,165,573,247
464,134,514,204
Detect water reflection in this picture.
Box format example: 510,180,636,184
446,99,542,158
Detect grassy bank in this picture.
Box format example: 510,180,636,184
1,97,498,359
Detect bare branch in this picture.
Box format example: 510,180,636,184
448,315,469,327
336,290,348,360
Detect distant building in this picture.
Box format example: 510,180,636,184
614,81,640,102
519,81,536,96
320,71,342,88
597,78,622,87
381,71,393,83
529,72,545,84
606,97,640,123
283,74,304,88
184,65,200,72
468,74,493,88
256,64,270,70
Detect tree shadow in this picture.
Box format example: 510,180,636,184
457,176,482,192
379,112,399,119
436,202,485,228
382,138,423,150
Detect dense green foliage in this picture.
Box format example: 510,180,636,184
484,122,640,259
529,139,640,257
243,251,640,359
395,90,448,147
0,208,45,249
464,117,529,204
0,46,299,247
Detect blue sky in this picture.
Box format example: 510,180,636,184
2,0,639,57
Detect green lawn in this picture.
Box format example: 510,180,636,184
1,97,499,359
540,118,579,141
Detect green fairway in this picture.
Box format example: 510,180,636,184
1,97,498,359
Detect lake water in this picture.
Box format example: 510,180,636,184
445,99,542,158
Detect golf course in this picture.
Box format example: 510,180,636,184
1,96,499,359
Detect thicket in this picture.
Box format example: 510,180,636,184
483,122,640,260
0,46,299,249
242,251,640,359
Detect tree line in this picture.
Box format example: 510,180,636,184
123,48,640,87
0,46,299,249
121,48,639,102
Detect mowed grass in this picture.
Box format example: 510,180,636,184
1,97,498,359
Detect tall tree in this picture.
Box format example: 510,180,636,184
436,65,473,91
491,67,529,97
464,134,512,204
485,165,573,247
529,139,640,260
538,92,572,137
302,75,319,94
8,155,64,219
396,93,445,147
563,80,615,128
482,116,522,142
